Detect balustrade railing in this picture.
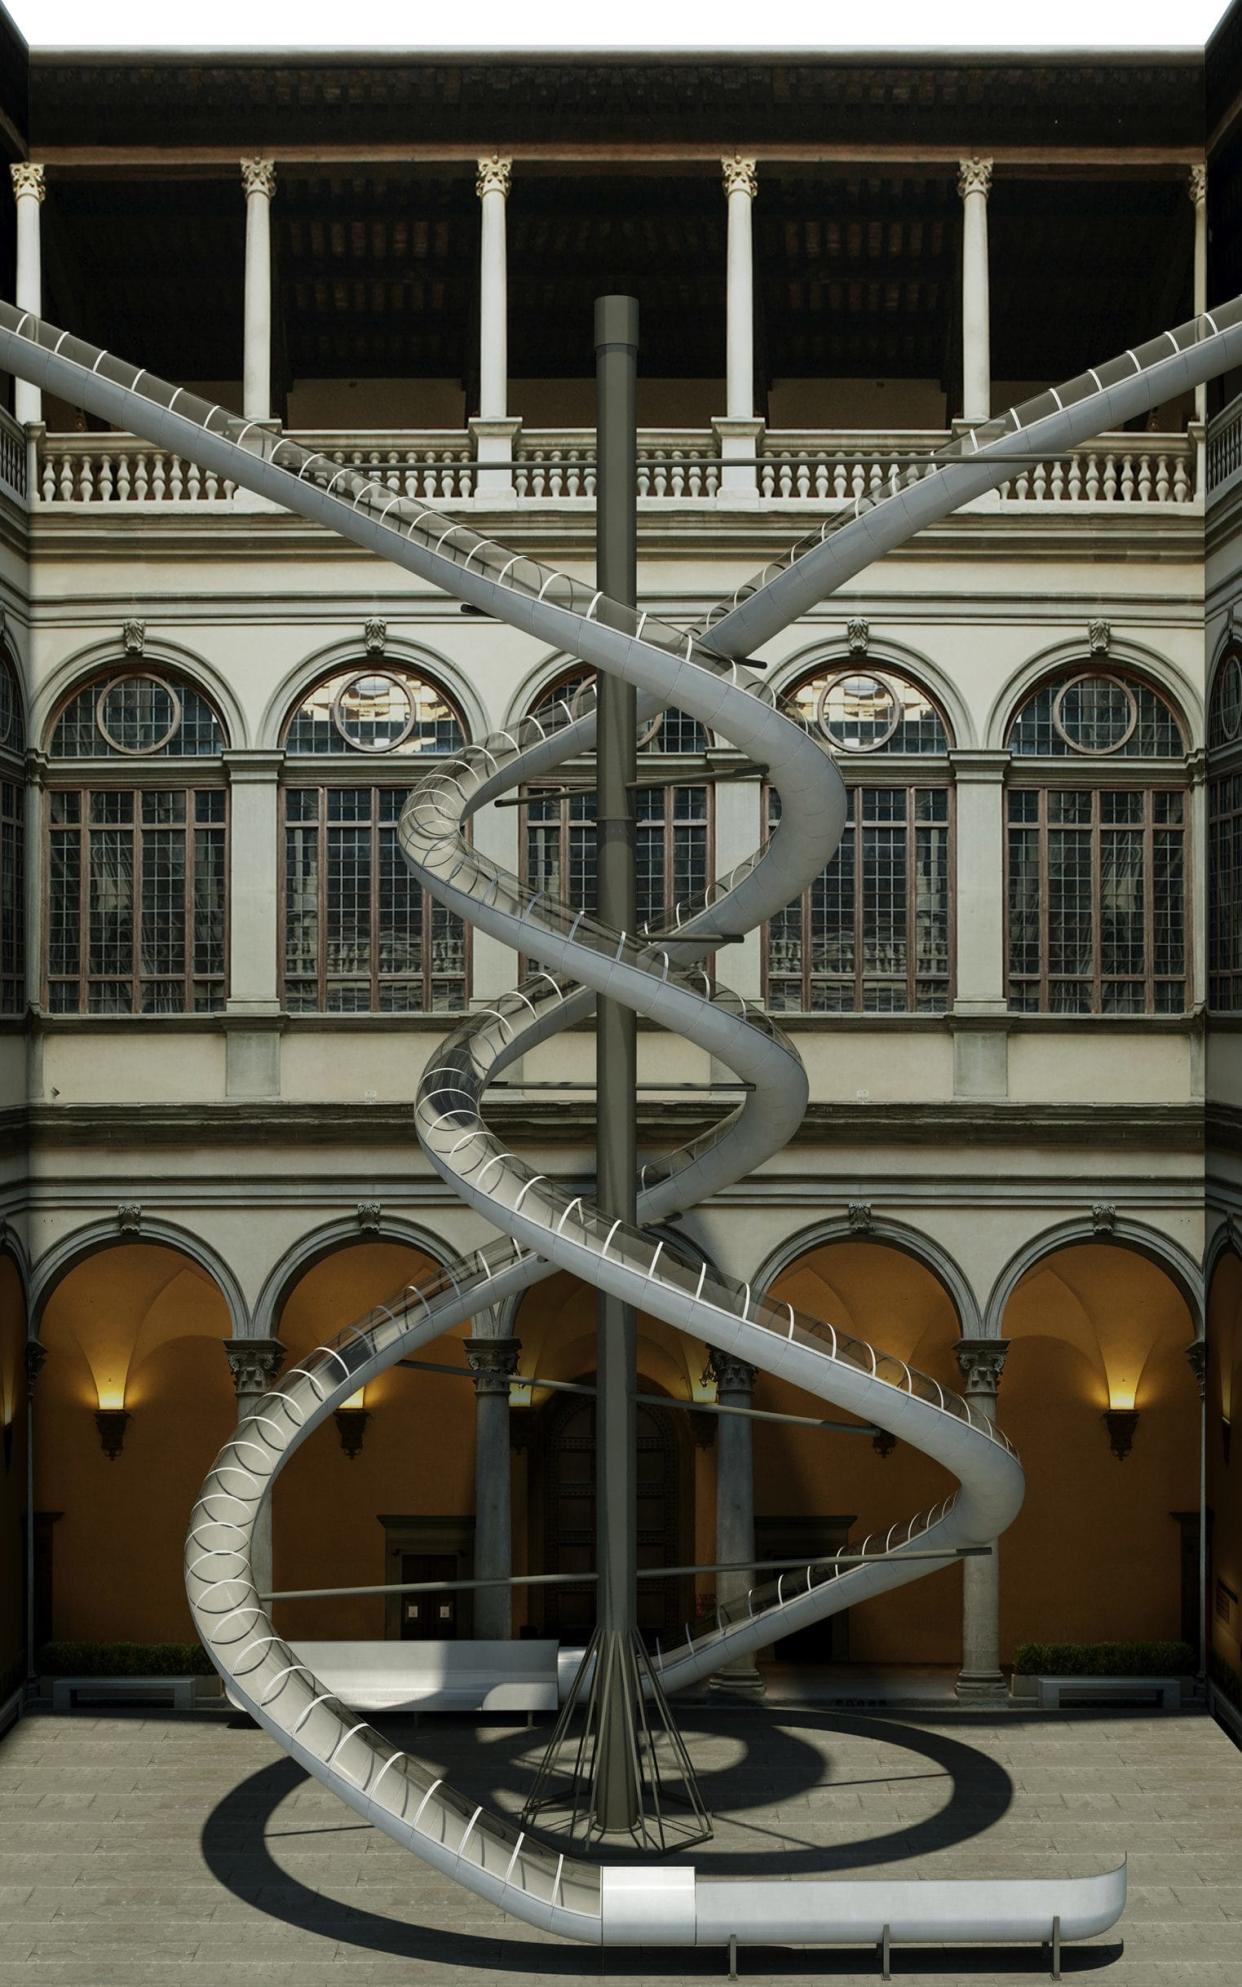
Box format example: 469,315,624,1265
0,407,25,503
30,424,1198,512
1208,391,1242,494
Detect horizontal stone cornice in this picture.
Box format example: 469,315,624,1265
0,1097,1206,1155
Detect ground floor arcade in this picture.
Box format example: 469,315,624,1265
0,1128,1211,1699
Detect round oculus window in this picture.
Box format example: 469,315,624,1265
1052,673,1138,755
330,671,417,752
1218,653,1242,743
95,673,182,756
816,671,902,752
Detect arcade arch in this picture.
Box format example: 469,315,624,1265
997,1240,1199,1655
34,1241,234,1645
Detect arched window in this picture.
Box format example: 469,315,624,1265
280,662,469,1012
766,665,953,1013
1209,647,1242,1011
520,668,711,937
0,645,25,1015
1005,667,1189,1015
45,665,228,1015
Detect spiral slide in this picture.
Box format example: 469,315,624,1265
6,297,1241,1952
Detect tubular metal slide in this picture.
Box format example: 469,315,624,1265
5,295,1238,1952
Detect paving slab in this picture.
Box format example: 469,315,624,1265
0,1702,1239,1983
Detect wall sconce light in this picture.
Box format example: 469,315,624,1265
872,1430,896,1459
1103,1408,1139,1462
95,1407,130,1461
334,1390,369,1460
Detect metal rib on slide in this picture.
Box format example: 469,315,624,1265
4,301,1223,1943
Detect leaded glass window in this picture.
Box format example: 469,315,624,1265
765,664,953,1012
782,668,949,755
47,788,227,1013
284,667,465,756
1008,672,1183,758
1006,787,1186,1014
523,784,710,934
283,786,468,1012
50,670,225,758
1005,669,1189,1015
766,785,952,1013
0,650,24,1015
528,668,709,756
1209,650,1242,1010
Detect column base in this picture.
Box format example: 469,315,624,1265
711,416,764,499
708,1666,767,1702
470,416,521,500
954,1668,1009,1704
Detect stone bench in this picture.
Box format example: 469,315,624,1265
51,1675,211,1711
280,1639,561,1721
1020,1674,1184,1710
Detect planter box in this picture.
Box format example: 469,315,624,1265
49,1673,223,1712
1011,1673,1184,1709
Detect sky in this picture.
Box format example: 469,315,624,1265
5,0,1234,50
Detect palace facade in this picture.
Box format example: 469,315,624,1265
1,16,1241,1717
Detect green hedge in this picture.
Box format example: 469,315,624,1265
1013,1640,1195,1677
38,1641,206,1678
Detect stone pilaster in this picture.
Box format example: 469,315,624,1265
707,1346,764,1698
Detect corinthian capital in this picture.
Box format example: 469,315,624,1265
706,1346,757,1395
240,157,277,200
721,154,758,201
955,1337,1009,1396
476,155,513,200
224,1336,285,1398
957,156,993,201
1189,164,1208,209
10,163,46,204
465,1335,521,1394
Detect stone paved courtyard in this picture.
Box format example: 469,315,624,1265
0,1702,1240,1986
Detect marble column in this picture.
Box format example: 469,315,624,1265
954,1337,1009,1702
707,1346,764,1698
240,158,276,423
1190,166,1208,425
714,155,762,498
465,1333,521,1638
957,156,993,425
10,164,45,427
224,1338,285,1605
472,155,518,496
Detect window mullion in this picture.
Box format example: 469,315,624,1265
370,789,381,1012
853,786,865,1012
317,795,328,1011
1038,788,1050,1013
906,784,916,1012
1143,789,1155,1016
1091,788,1103,1013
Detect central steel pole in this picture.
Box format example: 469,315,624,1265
593,293,640,1833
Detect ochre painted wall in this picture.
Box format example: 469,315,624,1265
1208,1254,1242,1688
36,1244,234,1645
0,1255,28,1690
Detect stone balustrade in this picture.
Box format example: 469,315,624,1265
1209,391,1242,494
24,423,1199,512
0,407,25,502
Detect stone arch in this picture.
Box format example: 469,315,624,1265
32,635,245,754
251,1214,458,1341
29,1217,248,1340
984,635,1199,753
502,648,591,735
984,1215,1204,1341
766,632,974,751
753,1214,984,1338
260,633,486,751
